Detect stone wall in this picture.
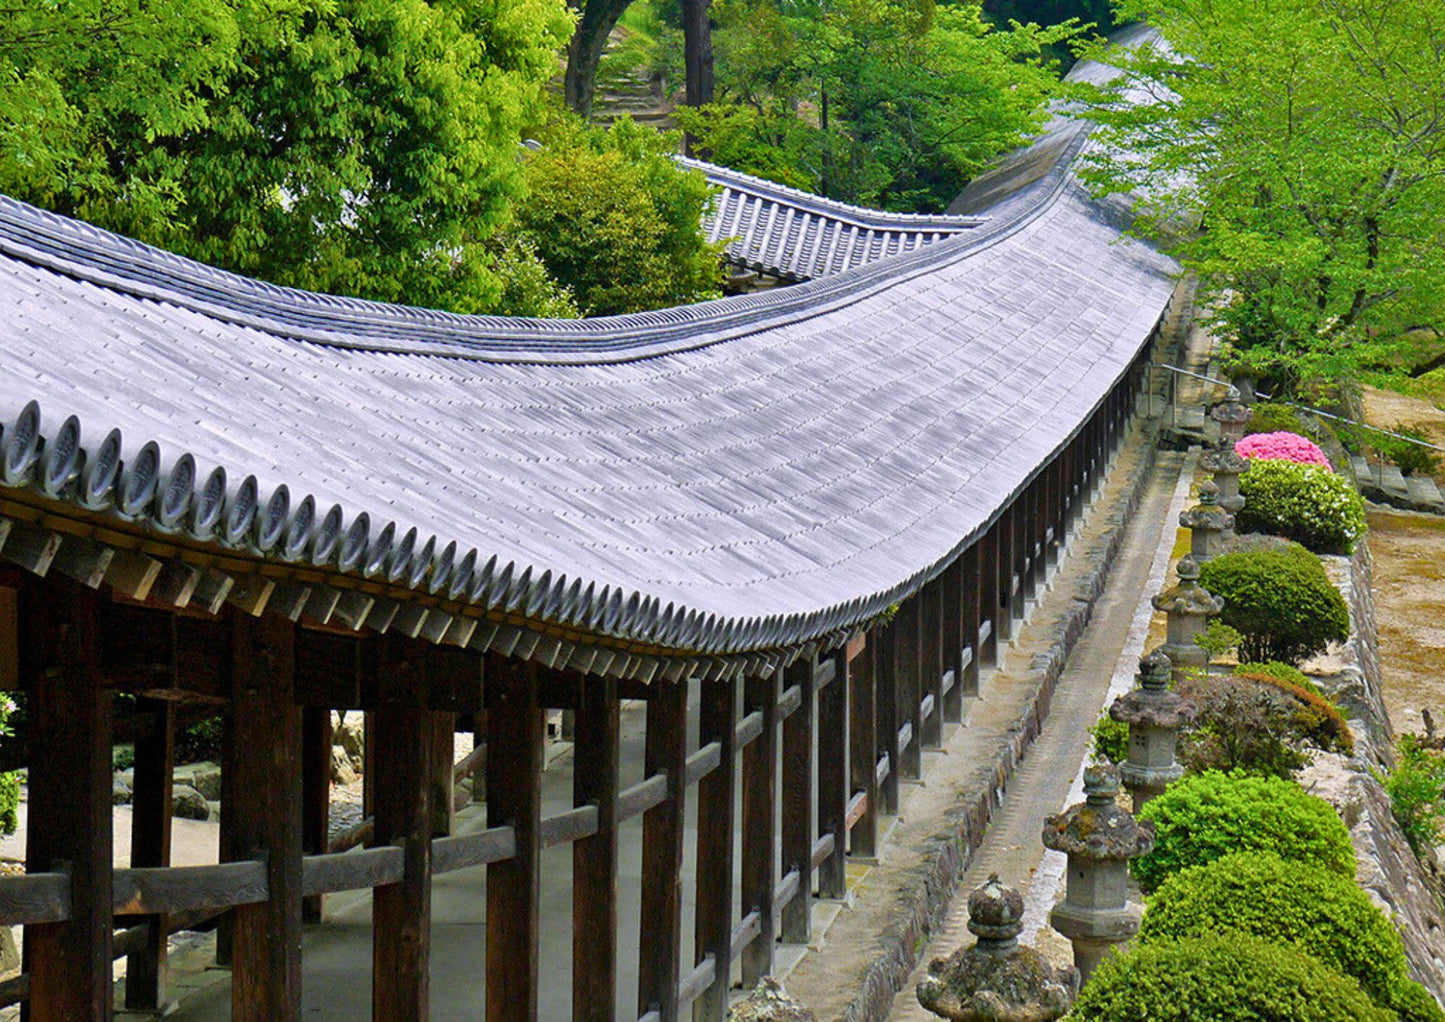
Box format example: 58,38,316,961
1312,546,1445,1002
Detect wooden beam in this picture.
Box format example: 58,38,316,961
0,584,15,690
847,640,878,859
637,678,688,1021
780,656,815,944
429,711,456,838
692,673,736,1022
50,535,114,589
126,697,175,1011
816,651,848,899
104,549,163,602
229,613,302,1020
2,520,60,576
573,673,620,1022
372,637,432,1020
740,669,780,987
486,657,543,1022
22,582,113,1020
295,629,371,708
301,707,331,924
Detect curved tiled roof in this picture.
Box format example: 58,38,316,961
0,36,1176,678
687,157,984,281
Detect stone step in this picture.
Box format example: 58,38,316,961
1406,474,1445,512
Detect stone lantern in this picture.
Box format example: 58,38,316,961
1211,385,1253,446
1109,650,1196,812
1151,555,1223,682
729,978,816,1022
1042,766,1154,986
1200,438,1248,539
916,874,1076,1022
1178,481,1233,564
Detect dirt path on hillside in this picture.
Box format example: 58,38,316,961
1366,509,1445,737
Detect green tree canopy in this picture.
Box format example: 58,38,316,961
1078,0,1445,393
676,0,1075,212
0,0,575,314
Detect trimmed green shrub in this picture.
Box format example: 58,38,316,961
1089,711,1129,765
1237,659,1321,695
1233,671,1353,756
1140,853,1422,1015
1379,734,1445,858
1236,458,1367,554
1199,544,1349,664
1243,402,1309,437
1373,424,1442,477
1393,978,1445,1022
1176,676,1311,778
1070,933,1393,1021
1132,770,1355,893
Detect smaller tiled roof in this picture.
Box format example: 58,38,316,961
686,158,985,281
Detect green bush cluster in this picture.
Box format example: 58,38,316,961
1132,770,1355,892
1236,659,1321,695
1089,712,1129,765
1140,853,1442,1020
0,694,18,835
177,717,224,765
1069,933,1393,1022
1176,676,1313,778
1379,735,1445,858
1199,543,1349,664
1243,402,1310,437
1236,458,1367,554
1372,424,1442,477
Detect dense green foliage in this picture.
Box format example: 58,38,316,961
1070,933,1393,1022
1235,659,1319,696
674,0,1073,212
1379,735,1445,858
1176,676,1317,778
1198,544,1349,664
177,717,225,765
1372,425,1442,478
1078,0,1445,396
1242,403,1310,438
0,695,17,835
0,0,576,314
1089,711,1129,765
1133,770,1355,893
514,118,724,315
1236,460,1367,555
1142,853,1443,1021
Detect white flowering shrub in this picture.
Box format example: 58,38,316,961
1237,459,1366,554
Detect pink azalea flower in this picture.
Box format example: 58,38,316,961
1235,431,1332,469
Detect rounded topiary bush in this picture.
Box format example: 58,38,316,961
1198,543,1349,664
1140,852,1421,1015
1236,430,1332,468
1236,458,1366,554
1132,770,1355,893
1070,933,1393,1021
1243,402,1309,437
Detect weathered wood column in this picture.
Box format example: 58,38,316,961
873,625,899,815
429,711,456,837
816,650,848,899
995,509,1015,643
300,705,331,924
978,526,999,668
740,669,780,987
486,658,543,1021
847,641,878,858
960,543,981,697
637,678,688,1020
1022,480,1040,603
896,601,922,780
920,584,944,748
692,674,736,1021
940,561,964,723
575,673,620,1021
1010,501,1028,623
126,696,176,1010
373,639,432,1019
229,612,302,1021
22,583,113,1021
780,656,816,943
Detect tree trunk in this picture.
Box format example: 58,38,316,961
681,0,714,151
565,0,636,120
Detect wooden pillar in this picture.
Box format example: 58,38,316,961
22,583,113,1021
979,526,999,668
740,670,780,988
216,704,237,968
780,656,815,943
692,674,736,1022
362,711,376,822
960,543,981,698
816,651,848,899
996,510,1014,643
486,658,543,1022
429,711,456,838
940,561,963,723
637,678,688,1020
895,603,922,781
920,584,944,748
301,706,331,924
372,639,432,1019
873,625,899,815
126,697,175,1010
229,612,302,1021
847,642,877,858
471,712,486,803
575,674,620,1022
1010,502,1028,623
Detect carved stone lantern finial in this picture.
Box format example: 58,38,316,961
1178,481,1233,564
1151,555,1224,682
1042,766,1154,986
1211,385,1253,445
916,875,1076,1021
1109,650,1196,812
